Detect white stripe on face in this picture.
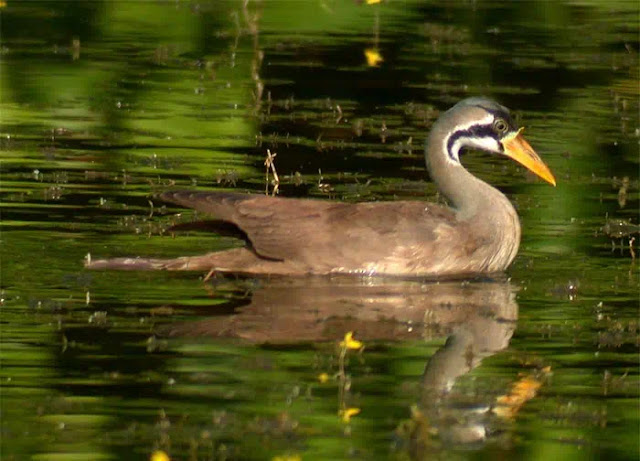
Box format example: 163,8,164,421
443,113,499,163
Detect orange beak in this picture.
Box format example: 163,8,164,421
501,128,556,186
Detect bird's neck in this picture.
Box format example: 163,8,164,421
423,108,523,272
425,129,515,222
426,134,521,271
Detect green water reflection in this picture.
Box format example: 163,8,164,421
1,0,638,460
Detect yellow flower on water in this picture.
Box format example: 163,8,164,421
340,332,363,350
366,0,382,4
339,407,361,423
364,48,383,67
318,372,330,383
150,450,170,461
493,368,551,419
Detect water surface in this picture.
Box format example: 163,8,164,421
1,1,638,460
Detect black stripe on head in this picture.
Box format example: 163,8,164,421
446,123,500,161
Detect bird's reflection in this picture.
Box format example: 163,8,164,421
416,282,517,448
161,276,519,449
163,276,516,342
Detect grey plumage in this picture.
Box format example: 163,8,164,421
86,97,555,277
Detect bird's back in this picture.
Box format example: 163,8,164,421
160,191,495,276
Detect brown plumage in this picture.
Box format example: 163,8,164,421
86,98,555,277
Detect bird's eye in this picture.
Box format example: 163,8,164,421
493,118,508,134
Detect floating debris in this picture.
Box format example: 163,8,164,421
602,216,640,239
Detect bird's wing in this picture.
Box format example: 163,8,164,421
160,191,336,261
159,191,466,269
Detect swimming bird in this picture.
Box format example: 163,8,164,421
86,97,555,277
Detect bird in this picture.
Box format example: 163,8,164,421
86,97,555,277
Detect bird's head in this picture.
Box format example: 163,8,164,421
440,97,556,186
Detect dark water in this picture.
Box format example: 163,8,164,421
1,1,638,460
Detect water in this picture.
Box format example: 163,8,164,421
1,1,638,460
